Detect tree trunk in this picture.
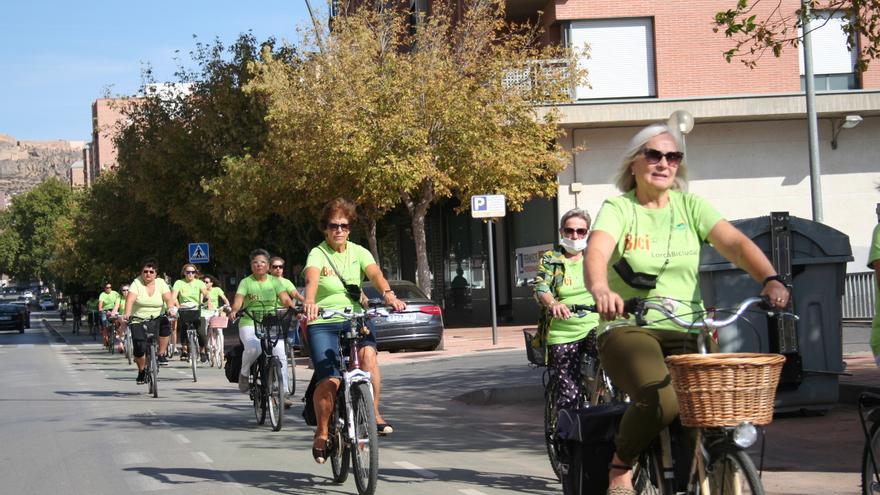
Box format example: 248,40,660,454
365,217,380,265
402,182,434,298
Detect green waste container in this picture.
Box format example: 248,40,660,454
699,214,853,412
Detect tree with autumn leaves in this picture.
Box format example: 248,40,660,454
212,0,583,296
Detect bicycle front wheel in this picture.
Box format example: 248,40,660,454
268,358,284,431
330,404,350,483
125,331,133,365
149,343,159,398
285,339,296,397
188,329,198,382
350,382,379,495
863,420,880,495
703,449,764,495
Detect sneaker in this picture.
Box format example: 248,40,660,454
180,351,189,361
200,352,208,363
238,374,249,393
136,370,146,384
157,355,169,366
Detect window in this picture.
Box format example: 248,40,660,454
799,10,858,90
567,18,656,99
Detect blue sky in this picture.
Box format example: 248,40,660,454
0,1,318,141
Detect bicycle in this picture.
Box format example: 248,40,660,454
123,324,133,365
525,303,618,481
128,315,166,399
280,307,300,397
59,306,67,325
859,391,880,494
89,310,100,341
319,303,388,495
103,311,119,354
71,312,81,335
207,309,228,369
177,306,202,382
238,307,297,432
567,296,791,495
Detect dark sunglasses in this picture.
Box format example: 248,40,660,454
143,269,156,274
327,222,350,231
203,279,212,284
271,265,284,269
185,270,196,274
642,148,683,166
562,227,588,237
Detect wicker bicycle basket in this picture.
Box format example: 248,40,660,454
665,353,786,428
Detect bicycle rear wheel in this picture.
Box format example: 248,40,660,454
863,420,880,495
215,332,224,369
188,329,198,382
125,331,133,365
268,358,284,431
330,404,350,483
252,363,266,425
544,376,565,481
350,382,379,495
703,449,764,495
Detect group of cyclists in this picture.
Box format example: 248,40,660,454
534,122,790,495
58,197,403,469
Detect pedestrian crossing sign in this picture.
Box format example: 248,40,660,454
188,243,210,263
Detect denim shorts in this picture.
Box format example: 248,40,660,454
307,320,377,383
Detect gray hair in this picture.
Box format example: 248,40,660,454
559,208,591,229
613,123,689,193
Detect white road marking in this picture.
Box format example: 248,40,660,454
124,475,169,491
118,451,152,465
393,461,438,478
477,429,517,442
459,490,488,495
221,472,244,489
174,434,191,444
17,344,34,348
146,409,158,416
192,451,213,463
151,420,171,427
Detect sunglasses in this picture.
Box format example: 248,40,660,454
562,227,589,237
271,265,284,269
203,280,212,284
642,148,683,166
122,289,129,292
104,286,112,290
143,269,156,274
185,270,196,274
327,222,350,231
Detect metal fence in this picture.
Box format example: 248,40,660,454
843,271,876,320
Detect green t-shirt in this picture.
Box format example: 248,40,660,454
305,241,376,324
545,256,599,345
206,286,225,309
592,189,723,332
98,290,122,312
236,275,285,327
868,224,880,357
172,279,206,309
274,276,296,306
128,277,171,319
86,298,99,312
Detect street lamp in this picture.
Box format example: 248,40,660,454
830,114,863,150
668,110,695,155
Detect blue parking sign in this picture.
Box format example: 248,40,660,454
188,243,210,263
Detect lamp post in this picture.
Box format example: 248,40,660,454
802,0,823,222
668,110,695,155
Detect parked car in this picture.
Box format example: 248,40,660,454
362,280,444,352
8,300,31,328
0,303,27,333
39,296,55,311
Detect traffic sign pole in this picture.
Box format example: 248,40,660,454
487,220,497,345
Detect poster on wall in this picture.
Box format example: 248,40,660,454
515,243,554,286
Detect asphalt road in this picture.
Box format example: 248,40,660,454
0,311,558,495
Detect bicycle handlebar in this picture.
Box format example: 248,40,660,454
611,296,798,331
319,306,391,320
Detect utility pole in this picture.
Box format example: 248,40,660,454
802,0,824,223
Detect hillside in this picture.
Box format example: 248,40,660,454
0,134,82,197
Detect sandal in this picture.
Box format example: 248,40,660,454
377,423,393,436
312,436,329,464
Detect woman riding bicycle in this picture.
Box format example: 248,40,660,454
303,198,406,464
533,208,600,412
171,263,209,363
122,259,177,383
584,123,791,495
97,281,122,348
228,249,298,405
202,275,230,312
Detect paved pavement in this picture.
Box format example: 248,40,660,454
41,314,880,494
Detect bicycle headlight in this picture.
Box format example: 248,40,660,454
732,422,758,449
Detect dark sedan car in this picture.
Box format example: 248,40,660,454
362,280,444,352
0,303,27,333
8,300,31,328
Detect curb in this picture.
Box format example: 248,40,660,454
42,318,70,345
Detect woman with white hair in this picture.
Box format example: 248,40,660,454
584,123,791,495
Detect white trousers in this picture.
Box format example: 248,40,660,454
239,325,288,393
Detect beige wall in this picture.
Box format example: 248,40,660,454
559,117,880,272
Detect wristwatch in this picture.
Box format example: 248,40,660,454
383,289,396,297
762,275,790,288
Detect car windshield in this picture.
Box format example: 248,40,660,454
362,283,427,300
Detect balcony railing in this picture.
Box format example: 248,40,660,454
502,58,574,103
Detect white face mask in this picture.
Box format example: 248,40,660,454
560,236,587,254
